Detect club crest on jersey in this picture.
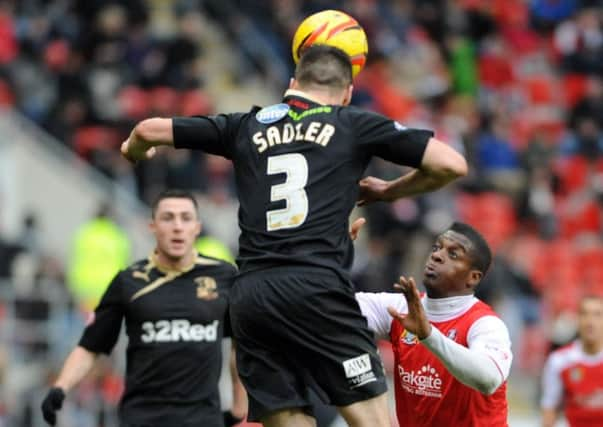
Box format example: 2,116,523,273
256,103,290,124
446,329,457,341
570,367,583,382
400,329,419,345
195,276,218,300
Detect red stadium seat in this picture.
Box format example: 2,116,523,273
149,86,179,116
0,12,18,64
492,0,529,29
558,200,601,239
118,86,149,120
361,63,416,120
554,155,590,195
0,80,14,106
456,192,517,251
72,126,121,159
531,239,575,287
576,246,603,293
43,39,70,72
521,76,557,105
562,74,588,108
180,89,213,116
478,55,515,89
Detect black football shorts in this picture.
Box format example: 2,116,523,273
229,266,387,422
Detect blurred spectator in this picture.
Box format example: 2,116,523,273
559,116,603,158
554,8,603,75
541,295,603,427
530,0,577,32
447,34,478,96
18,212,41,256
196,233,235,265
570,75,603,129
67,202,130,311
0,236,24,280
475,113,524,196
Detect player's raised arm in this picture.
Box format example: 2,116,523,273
421,137,468,180
389,275,511,395
358,137,467,205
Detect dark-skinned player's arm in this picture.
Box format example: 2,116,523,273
349,217,366,241
387,277,511,395
358,137,467,206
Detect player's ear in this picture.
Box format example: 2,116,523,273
289,78,297,89
196,219,202,236
342,84,354,106
466,269,483,289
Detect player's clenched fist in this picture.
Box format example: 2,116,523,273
41,387,65,425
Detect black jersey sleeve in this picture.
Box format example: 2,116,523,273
78,273,124,354
348,108,433,168
172,114,246,159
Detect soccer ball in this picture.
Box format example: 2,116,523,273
292,10,368,78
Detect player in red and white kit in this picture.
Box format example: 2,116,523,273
356,222,512,426
541,295,603,427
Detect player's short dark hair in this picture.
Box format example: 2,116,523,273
151,189,198,218
448,222,492,275
295,44,353,90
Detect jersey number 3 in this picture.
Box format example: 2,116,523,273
266,153,308,231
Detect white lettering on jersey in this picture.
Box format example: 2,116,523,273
253,132,268,153
140,319,219,343
252,122,336,153
399,363,443,398
343,354,377,389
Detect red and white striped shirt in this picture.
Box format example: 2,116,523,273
357,293,512,426
541,341,603,426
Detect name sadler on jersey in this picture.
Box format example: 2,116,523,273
253,121,336,153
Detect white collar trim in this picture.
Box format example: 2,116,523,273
576,340,603,362
423,294,479,322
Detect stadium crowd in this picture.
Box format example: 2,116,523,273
0,0,602,425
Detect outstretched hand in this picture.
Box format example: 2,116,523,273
357,176,391,206
349,217,366,241
120,134,157,164
387,276,432,340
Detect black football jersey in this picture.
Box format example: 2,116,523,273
79,254,237,427
173,91,432,275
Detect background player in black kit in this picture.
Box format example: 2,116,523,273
41,189,246,427
121,45,467,427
